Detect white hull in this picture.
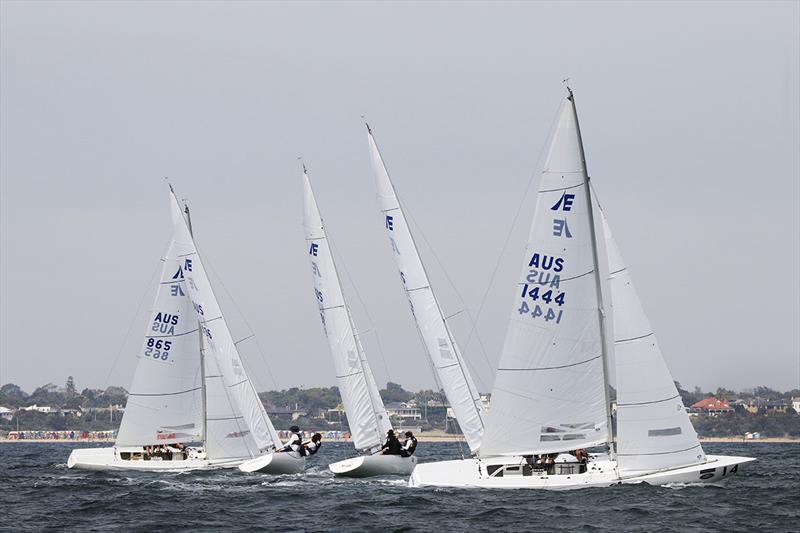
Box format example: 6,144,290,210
237,451,305,474
409,454,755,489
329,454,417,477
67,447,226,472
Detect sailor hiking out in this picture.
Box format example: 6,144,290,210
401,431,417,458
303,433,323,456
279,426,304,456
380,429,403,456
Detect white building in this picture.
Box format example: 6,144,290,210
385,402,422,420
0,406,14,421
20,405,53,413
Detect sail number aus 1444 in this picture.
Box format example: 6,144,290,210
518,284,565,323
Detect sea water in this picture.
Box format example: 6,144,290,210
0,441,796,531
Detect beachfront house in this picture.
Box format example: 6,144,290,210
385,402,422,421
690,397,734,416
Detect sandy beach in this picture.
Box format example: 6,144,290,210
2,434,798,444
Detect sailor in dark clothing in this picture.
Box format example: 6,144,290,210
380,429,402,455
280,425,303,455
303,433,323,456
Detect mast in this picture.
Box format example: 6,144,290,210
567,87,615,457
183,201,208,446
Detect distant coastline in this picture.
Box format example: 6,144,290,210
2,435,798,444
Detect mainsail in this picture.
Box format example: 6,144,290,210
115,237,204,447
168,190,282,461
302,168,392,452
481,94,610,457
367,126,485,454
601,209,705,474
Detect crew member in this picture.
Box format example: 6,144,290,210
400,431,417,457
303,433,323,456
280,425,303,454
380,429,402,455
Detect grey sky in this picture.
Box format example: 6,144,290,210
1,1,798,395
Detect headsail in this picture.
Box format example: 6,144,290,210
302,168,392,452
115,236,204,447
367,126,485,454
168,190,282,462
601,209,705,474
481,94,610,457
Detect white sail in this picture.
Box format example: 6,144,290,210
367,127,485,454
302,168,392,451
601,210,705,475
168,191,282,461
115,239,204,447
481,96,609,457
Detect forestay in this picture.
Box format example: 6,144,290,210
367,127,485,454
115,238,204,447
168,191,282,461
601,210,705,475
302,169,392,452
481,97,609,457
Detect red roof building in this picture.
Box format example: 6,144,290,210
691,397,734,415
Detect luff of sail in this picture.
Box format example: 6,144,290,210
600,209,705,475
367,126,485,454
168,190,282,461
302,168,392,452
481,96,609,457
115,235,203,447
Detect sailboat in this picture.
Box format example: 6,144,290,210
366,125,487,457
68,187,303,474
301,166,416,477
408,89,755,489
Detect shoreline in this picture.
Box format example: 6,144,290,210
2,436,798,444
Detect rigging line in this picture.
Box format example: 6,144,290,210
193,241,279,391
325,221,393,384
459,92,568,374
397,196,488,394
101,238,169,388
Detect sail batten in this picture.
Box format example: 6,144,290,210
302,169,392,452
367,128,485,454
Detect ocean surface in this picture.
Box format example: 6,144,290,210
0,441,797,532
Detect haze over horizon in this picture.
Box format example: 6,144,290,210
1,1,798,395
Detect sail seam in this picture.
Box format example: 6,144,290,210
129,386,202,397
497,354,601,372
617,444,702,456
321,305,346,311
207,416,245,421
228,379,248,388
406,285,430,293
538,182,583,193
336,370,364,378
146,328,200,339
617,394,680,407
608,267,627,277
615,332,655,344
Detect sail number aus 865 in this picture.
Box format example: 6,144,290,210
144,338,172,361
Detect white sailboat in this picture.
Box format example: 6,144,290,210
69,187,302,474
301,166,416,477
366,125,486,456
409,89,755,489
